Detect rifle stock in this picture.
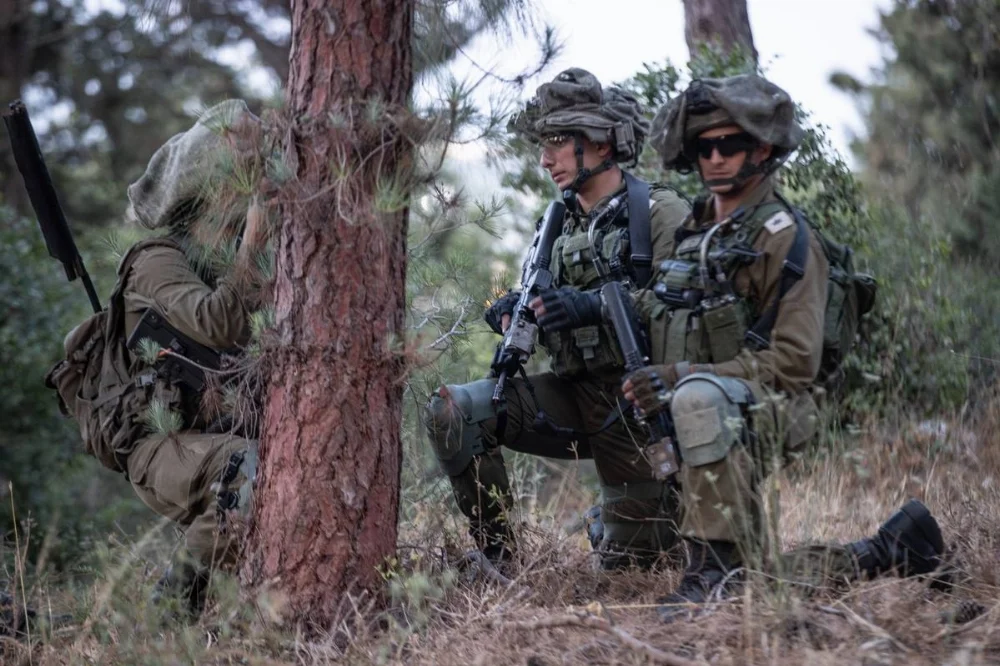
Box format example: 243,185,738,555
3,100,101,313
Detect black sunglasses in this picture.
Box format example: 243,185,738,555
689,132,757,160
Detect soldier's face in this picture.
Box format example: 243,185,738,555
696,125,771,194
539,134,608,191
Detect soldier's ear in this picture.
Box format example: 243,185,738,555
753,142,773,164
596,141,613,160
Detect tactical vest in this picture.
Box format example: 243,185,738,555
650,198,875,385
540,176,658,378
652,201,789,367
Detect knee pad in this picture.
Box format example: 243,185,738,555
671,373,752,467
423,378,497,476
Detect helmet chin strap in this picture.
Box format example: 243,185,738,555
564,135,614,213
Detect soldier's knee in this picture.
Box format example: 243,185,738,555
671,373,752,467
423,379,497,476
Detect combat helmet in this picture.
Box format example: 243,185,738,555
649,74,804,179
127,100,264,232
509,68,649,192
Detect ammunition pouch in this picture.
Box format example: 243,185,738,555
702,296,751,363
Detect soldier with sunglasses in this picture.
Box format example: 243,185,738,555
537,74,947,619
423,68,691,571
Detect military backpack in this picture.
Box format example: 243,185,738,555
45,239,184,473
748,198,877,388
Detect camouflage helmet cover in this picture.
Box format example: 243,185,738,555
127,100,262,230
649,74,804,171
509,68,650,164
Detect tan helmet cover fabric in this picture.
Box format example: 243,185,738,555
509,68,650,163
650,74,804,171
127,100,262,230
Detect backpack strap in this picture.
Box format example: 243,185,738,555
744,206,809,351
623,171,652,287
104,238,182,375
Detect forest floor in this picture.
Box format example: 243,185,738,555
4,391,1000,665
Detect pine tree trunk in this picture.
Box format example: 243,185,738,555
682,0,758,64
242,0,413,629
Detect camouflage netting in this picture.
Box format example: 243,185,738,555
508,68,650,164
650,74,804,171
126,100,263,231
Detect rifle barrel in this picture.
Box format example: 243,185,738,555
3,100,101,313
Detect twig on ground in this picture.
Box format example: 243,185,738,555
490,608,700,666
460,551,514,587
819,602,913,653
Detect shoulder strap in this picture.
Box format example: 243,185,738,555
623,171,652,287
744,205,810,351
106,238,181,345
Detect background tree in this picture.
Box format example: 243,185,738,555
832,0,1000,263
831,0,1000,403
682,0,757,66
241,0,415,628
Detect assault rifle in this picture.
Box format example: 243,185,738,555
600,281,680,480
490,200,566,407
2,100,101,313
127,309,223,393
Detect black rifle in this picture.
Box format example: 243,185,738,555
600,281,680,480
3,100,101,313
490,200,566,407
127,309,222,393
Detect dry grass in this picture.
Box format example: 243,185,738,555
6,390,1000,665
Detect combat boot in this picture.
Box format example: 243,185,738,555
847,498,944,579
584,505,682,571
470,517,516,566
657,539,740,623
585,506,653,570
151,562,210,620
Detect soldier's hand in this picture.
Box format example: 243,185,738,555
484,290,521,335
531,287,603,333
622,365,678,415
622,363,714,414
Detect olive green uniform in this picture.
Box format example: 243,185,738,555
122,242,257,572
638,178,827,560
428,180,690,561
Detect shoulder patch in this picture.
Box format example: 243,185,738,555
763,211,794,235
649,198,656,209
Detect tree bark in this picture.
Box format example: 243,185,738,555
682,0,758,64
242,0,413,630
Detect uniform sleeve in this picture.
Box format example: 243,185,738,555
648,188,689,268
711,224,828,393
124,245,254,350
